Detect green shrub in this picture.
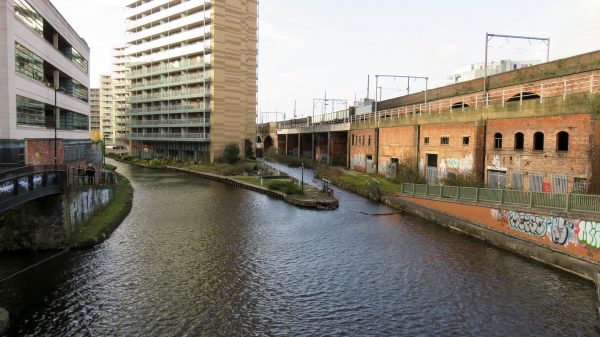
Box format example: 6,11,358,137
440,171,482,187
244,138,254,158
147,158,170,167
223,143,241,164
265,179,303,195
392,160,426,184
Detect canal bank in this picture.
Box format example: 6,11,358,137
71,171,134,248
108,155,338,210
308,163,600,310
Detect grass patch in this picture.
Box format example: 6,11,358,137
264,179,304,195
316,165,403,199
74,172,133,247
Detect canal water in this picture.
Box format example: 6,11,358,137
0,159,598,336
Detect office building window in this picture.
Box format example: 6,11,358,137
13,0,43,36
16,95,52,127
59,110,89,131
14,42,44,82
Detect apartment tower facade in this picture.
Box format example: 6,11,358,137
0,0,90,165
90,88,100,140
125,0,257,162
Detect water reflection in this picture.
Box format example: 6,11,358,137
0,159,597,336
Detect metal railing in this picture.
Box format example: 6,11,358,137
128,59,210,78
0,165,68,213
401,182,600,214
129,118,209,127
130,133,209,140
351,72,600,124
129,104,210,115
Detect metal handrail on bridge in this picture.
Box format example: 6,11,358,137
400,182,600,214
0,165,68,213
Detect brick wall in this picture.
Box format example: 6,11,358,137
592,120,600,194
25,139,63,165
418,122,482,179
485,114,593,192
378,125,417,171
349,129,376,172
399,195,600,266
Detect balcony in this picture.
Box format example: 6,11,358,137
128,104,210,115
127,89,209,103
129,118,209,128
128,58,210,79
129,75,211,91
130,133,209,142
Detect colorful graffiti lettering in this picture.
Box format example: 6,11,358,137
493,210,582,247
508,211,547,237
578,221,600,249
549,217,574,245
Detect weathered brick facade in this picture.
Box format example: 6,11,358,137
485,114,595,192
417,122,484,181
25,139,64,165
378,125,418,171
349,129,376,172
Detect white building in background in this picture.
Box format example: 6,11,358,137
0,0,90,165
448,60,541,84
98,46,129,148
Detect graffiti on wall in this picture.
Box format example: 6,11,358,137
351,154,366,170
577,221,600,249
492,209,587,248
439,155,474,175
508,211,548,237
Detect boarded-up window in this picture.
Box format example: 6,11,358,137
488,170,506,189
529,172,543,192
510,171,524,190
552,175,568,194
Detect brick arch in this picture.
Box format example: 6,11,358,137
507,92,540,102
451,101,470,109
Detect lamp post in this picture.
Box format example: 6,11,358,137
54,87,65,165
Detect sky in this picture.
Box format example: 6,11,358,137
50,0,600,121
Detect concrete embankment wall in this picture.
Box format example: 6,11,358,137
384,195,600,282
0,188,112,251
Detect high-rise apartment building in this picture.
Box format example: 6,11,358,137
90,88,100,140
112,45,129,147
99,75,113,143
0,0,90,164
125,0,257,162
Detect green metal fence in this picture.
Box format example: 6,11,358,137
401,183,600,214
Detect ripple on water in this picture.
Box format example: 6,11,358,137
0,159,597,336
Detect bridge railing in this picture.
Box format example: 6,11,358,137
0,165,68,213
400,183,600,214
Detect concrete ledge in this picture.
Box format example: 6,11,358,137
383,196,600,283
0,307,8,335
